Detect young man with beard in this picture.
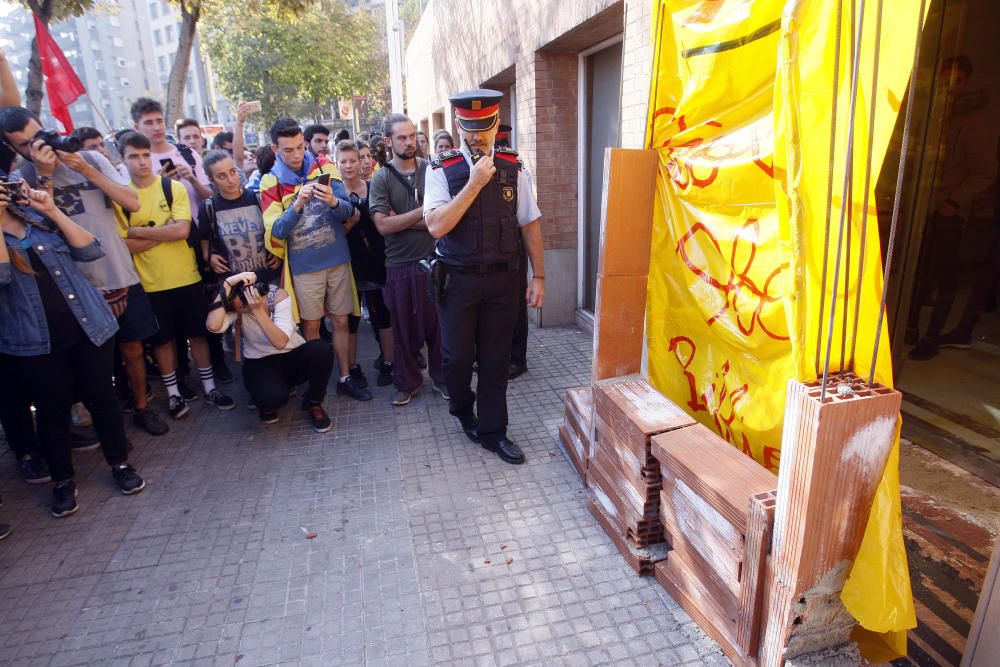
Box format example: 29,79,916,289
260,118,371,402
369,114,446,406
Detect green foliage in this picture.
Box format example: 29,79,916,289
17,0,96,22
203,0,387,127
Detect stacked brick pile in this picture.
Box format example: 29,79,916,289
558,386,592,483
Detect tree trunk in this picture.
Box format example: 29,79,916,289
23,0,51,116
164,2,201,126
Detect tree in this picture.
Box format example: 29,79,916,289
163,0,313,126
204,1,388,129
17,0,96,115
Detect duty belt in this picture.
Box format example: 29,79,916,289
444,262,515,274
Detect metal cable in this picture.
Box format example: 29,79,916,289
815,0,846,374
849,0,885,369
869,0,927,385
840,0,859,374
822,0,867,402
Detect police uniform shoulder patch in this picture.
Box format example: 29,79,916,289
431,148,463,169
493,146,521,170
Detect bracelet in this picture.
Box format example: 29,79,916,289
533,275,545,280
37,175,54,186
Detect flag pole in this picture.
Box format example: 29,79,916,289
86,93,113,132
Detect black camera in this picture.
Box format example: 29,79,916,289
34,128,82,153
219,278,268,310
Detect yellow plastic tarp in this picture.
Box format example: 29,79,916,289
645,0,921,658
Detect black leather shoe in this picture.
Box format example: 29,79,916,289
484,438,525,465
507,363,527,380
457,414,481,444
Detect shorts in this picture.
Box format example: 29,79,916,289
145,281,209,346
293,263,355,320
115,283,160,343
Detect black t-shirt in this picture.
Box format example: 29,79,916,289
345,182,387,287
28,248,85,352
196,189,279,283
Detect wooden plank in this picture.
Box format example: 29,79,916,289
596,148,659,278
759,374,903,666
737,490,776,657
558,425,587,483
588,499,668,577
652,423,777,531
655,557,747,665
658,479,743,598
592,275,649,382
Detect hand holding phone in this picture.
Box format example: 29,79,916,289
317,173,331,187
159,158,176,177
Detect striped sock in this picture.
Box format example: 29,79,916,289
162,371,181,398
198,367,216,394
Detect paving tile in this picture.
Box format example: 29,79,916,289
0,326,724,666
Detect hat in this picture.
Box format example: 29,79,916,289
449,89,503,132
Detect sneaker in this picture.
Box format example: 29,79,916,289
908,337,939,361
433,382,450,400
349,364,369,389
214,363,234,384
337,375,373,402
392,387,420,406
304,403,332,433
259,408,279,424
507,363,527,380
111,464,145,495
70,425,100,451
133,407,169,436
17,455,51,484
168,395,189,420
51,480,79,518
937,330,972,350
204,389,235,411
247,399,257,411
176,376,198,402
373,353,385,371
0,524,10,540
377,362,393,387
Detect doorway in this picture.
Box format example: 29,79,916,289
877,0,1000,664
578,36,623,316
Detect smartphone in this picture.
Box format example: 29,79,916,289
246,100,262,113
159,158,175,174
317,173,331,187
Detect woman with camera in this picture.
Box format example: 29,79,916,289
0,180,145,518
206,271,334,432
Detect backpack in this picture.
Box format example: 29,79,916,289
121,176,174,222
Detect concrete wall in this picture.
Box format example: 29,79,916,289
405,0,654,325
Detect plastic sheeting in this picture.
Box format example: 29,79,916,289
645,0,921,658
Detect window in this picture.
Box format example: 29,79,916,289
110,16,120,27
158,55,166,72
112,37,123,48
165,25,174,42
120,77,130,88
149,2,158,19
154,29,161,46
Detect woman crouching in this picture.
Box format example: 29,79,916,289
206,271,333,432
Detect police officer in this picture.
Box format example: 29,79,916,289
495,123,529,380
424,90,545,465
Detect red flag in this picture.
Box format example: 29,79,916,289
32,13,86,133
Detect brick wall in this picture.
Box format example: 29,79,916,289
529,52,579,251
620,0,653,149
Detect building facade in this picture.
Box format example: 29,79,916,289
404,0,653,328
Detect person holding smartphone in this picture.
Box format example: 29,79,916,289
261,117,371,402
206,271,334,431
0,179,146,517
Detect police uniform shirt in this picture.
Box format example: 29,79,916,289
422,145,542,226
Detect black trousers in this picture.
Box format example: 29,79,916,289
437,270,519,442
241,340,333,411
511,243,529,367
0,354,39,459
7,338,128,483
908,214,965,339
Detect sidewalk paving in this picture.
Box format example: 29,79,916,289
0,325,726,666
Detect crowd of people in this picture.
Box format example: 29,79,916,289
0,50,544,528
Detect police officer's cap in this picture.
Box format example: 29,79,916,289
449,89,503,132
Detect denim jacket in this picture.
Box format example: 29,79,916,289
0,223,118,356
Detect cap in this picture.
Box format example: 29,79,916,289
449,89,503,132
